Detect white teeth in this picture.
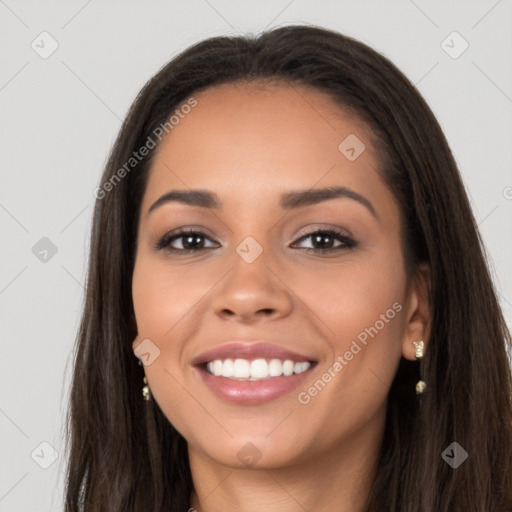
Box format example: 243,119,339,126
250,359,268,379
283,360,294,376
221,358,234,377
268,358,283,377
213,359,223,376
233,359,250,378
205,358,312,380
295,362,310,373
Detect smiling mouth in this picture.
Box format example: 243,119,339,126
192,342,318,404
202,358,315,381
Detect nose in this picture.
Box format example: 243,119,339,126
212,255,293,324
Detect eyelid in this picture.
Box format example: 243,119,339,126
294,223,354,240
158,225,218,240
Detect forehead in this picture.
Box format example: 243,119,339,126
142,82,387,212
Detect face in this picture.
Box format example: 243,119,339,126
131,82,429,470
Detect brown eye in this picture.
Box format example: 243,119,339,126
292,229,356,252
155,229,219,252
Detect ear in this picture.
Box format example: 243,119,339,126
128,310,138,341
132,335,141,357
130,306,141,357
401,262,432,361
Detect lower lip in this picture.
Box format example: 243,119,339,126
195,366,314,405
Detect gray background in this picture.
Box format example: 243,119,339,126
1,1,511,510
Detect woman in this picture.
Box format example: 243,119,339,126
64,25,512,511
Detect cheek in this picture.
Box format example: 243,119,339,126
132,256,205,337
132,265,169,337
330,270,404,341
291,277,405,444
295,251,406,396
131,257,204,435
293,252,405,341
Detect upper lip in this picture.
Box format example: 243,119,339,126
191,342,317,366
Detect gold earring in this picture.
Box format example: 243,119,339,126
138,359,151,401
142,376,151,401
413,340,426,394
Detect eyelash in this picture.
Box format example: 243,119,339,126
154,227,357,254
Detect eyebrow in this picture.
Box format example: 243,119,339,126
147,185,377,218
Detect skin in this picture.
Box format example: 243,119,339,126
131,82,431,512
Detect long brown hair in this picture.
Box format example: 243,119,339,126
63,25,512,511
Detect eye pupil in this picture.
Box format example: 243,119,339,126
313,233,333,249
183,234,203,250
